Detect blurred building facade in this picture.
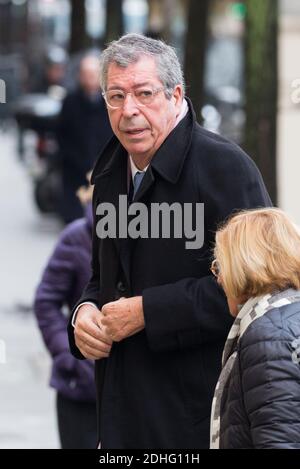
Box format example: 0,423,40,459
278,0,300,223
1,0,300,222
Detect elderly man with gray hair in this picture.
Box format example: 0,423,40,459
68,33,271,449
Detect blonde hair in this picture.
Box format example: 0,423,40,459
214,208,300,299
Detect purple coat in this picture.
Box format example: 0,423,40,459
34,204,96,402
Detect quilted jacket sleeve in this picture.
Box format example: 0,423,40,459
239,306,300,449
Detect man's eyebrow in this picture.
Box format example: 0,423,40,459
107,82,152,91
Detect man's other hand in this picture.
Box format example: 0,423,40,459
101,296,145,342
74,304,113,359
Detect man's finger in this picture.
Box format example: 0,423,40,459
76,320,113,346
76,330,112,353
101,301,121,316
75,317,106,342
76,338,110,360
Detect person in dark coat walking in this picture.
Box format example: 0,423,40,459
34,194,97,449
57,55,113,223
210,208,300,449
68,34,271,449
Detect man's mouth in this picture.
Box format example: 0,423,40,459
124,128,148,136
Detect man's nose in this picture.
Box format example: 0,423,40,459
122,93,140,117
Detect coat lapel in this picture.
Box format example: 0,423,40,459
150,98,195,184
119,166,156,287
92,141,128,273
134,98,195,202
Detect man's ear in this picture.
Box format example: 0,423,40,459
172,85,183,111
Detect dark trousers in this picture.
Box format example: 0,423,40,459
56,393,97,449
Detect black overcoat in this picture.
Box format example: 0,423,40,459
68,99,271,449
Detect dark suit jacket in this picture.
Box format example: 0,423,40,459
68,99,271,449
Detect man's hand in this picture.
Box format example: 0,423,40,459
100,296,145,342
74,304,113,359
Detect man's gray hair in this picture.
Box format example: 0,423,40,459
100,33,185,99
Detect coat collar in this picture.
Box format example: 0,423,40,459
150,97,195,184
91,135,124,184
90,97,196,186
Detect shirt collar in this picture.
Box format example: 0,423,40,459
128,98,189,181
129,155,149,182
174,97,189,127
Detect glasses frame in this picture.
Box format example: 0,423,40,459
102,86,166,109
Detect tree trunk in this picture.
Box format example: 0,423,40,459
146,0,162,37
184,0,210,122
244,0,278,204
104,0,124,45
161,0,176,43
70,0,89,53
0,3,12,53
146,0,179,41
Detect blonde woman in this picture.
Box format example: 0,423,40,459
210,208,300,449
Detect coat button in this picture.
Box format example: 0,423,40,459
116,281,126,293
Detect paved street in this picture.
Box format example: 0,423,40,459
0,126,62,448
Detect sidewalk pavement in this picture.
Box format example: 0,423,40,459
0,126,61,448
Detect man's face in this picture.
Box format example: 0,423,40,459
105,56,183,163
47,64,65,85
79,57,100,95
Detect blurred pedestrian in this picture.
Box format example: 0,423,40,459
34,45,68,94
57,55,113,223
210,208,300,449
34,179,97,449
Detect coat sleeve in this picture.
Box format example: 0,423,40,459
34,225,94,377
67,190,101,359
143,144,272,352
239,315,300,449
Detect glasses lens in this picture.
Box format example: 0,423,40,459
106,90,125,108
134,88,154,105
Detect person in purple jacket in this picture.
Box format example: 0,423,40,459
34,185,96,449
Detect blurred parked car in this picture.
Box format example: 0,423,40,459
13,89,64,214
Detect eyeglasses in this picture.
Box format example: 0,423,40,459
102,87,165,109
210,259,220,278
